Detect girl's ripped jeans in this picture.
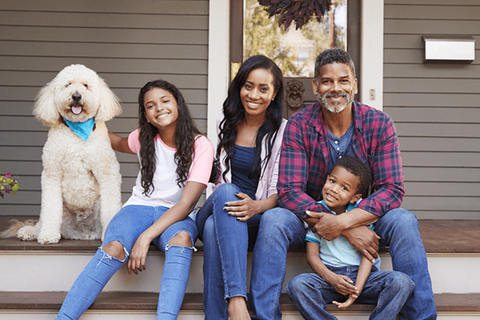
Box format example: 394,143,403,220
56,205,198,320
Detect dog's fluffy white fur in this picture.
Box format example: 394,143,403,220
4,64,122,244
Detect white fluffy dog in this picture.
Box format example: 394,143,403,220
2,64,122,244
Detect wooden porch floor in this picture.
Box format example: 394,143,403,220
1,216,480,254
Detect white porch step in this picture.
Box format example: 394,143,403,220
1,219,479,319
1,292,479,319
2,311,479,320
1,250,479,319
1,250,479,294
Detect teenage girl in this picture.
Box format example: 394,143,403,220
56,80,214,319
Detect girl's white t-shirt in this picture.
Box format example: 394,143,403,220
123,129,214,209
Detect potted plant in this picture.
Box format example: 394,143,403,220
0,172,19,198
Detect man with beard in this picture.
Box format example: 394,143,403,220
277,48,437,320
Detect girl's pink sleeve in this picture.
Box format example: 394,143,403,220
188,136,214,186
127,129,141,154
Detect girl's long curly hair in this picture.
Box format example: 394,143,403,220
218,55,284,181
138,80,201,196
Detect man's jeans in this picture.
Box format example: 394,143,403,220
196,183,306,320
375,208,437,320
56,205,198,320
286,266,415,320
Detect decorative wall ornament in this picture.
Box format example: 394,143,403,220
285,79,305,109
258,0,332,30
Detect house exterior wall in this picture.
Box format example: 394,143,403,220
383,0,480,219
0,0,209,215
1,0,478,220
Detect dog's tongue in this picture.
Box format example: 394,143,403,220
71,106,82,115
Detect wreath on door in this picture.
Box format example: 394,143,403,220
258,0,333,30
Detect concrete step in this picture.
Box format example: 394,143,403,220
1,292,479,320
1,248,480,295
1,218,480,319
1,219,479,294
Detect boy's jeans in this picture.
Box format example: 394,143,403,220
286,266,415,320
56,205,198,320
283,208,436,320
196,183,306,319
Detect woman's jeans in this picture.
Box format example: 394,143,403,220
195,183,306,320
56,205,198,320
286,266,415,320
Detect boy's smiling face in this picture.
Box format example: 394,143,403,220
322,165,363,213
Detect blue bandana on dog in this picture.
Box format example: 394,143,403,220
63,117,96,141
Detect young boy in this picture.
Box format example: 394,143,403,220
286,157,415,320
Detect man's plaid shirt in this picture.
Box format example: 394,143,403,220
277,101,405,220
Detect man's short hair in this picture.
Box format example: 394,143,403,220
314,48,356,81
330,156,371,198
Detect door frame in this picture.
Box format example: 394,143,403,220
207,0,384,143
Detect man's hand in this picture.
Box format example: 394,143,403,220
306,210,345,241
343,226,380,263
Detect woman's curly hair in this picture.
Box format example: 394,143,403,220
218,55,284,181
138,80,201,196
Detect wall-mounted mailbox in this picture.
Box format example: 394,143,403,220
423,36,475,63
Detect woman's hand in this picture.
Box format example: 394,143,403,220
224,192,262,222
127,233,151,275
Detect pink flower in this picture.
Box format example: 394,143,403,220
5,173,11,178
5,189,10,194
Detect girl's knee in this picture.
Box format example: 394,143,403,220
168,231,192,247
102,241,125,260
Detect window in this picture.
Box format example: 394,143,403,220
230,0,360,117
243,0,347,78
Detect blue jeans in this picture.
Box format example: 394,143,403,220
56,205,198,320
375,208,437,320
196,183,306,320
286,266,415,320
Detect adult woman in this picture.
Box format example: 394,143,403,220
195,55,288,320
56,80,214,320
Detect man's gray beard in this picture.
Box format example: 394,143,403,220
317,92,354,113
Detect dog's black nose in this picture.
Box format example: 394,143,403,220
72,92,82,102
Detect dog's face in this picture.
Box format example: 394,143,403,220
34,64,121,126
53,65,103,122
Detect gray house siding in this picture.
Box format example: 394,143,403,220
0,0,209,215
384,0,480,219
